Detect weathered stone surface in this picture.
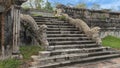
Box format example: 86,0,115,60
60,13,101,45
20,14,49,49
39,51,51,58
55,4,120,38
0,5,5,12
31,55,39,60
39,24,49,49
29,16,120,68
11,54,23,60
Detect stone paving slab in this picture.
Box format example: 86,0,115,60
58,57,120,68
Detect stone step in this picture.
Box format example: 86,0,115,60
37,23,72,26
37,24,75,28
36,20,66,23
47,28,78,31
39,47,107,56
45,25,75,28
35,20,52,22
35,19,61,22
34,18,58,21
34,51,118,62
47,34,86,37
46,31,82,34
48,44,99,50
30,16,120,68
49,40,95,45
30,52,120,68
49,43,98,46
33,15,57,17
47,37,91,41
36,21,69,24
33,16,58,19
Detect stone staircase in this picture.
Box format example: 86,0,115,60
30,16,120,68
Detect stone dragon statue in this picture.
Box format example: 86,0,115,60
20,14,49,49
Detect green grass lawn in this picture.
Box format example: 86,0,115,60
102,35,120,49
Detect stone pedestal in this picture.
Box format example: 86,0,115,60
12,0,27,55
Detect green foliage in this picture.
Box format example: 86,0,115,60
22,0,44,9
43,1,53,12
101,9,112,12
20,46,43,60
22,0,53,11
29,0,34,8
34,0,43,9
53,2,61,8
22,2,31,9
22,7,30,11
58,15,66,20
66,3,74,7
75,2,87,9
0,59,21,68
102,35,120,49
31,13,43,17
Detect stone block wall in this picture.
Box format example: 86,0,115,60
57,5,120,38
100,28,120,38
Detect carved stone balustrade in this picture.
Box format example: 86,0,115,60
56,4,120,28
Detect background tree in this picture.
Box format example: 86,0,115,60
109,6,116,11
75,2,87,8
43,0,53,11
29,0,34,9
66,3,74,7
22,2,30,9
101,9,112,12
34,0,43,9
22,0,53,11
22,0,44,9
91,3,100,10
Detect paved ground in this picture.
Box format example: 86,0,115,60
58,57,120,68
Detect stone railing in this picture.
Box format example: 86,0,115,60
56,4,120,28
100,28,120,38
56,4,120,19
55,8,102,45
